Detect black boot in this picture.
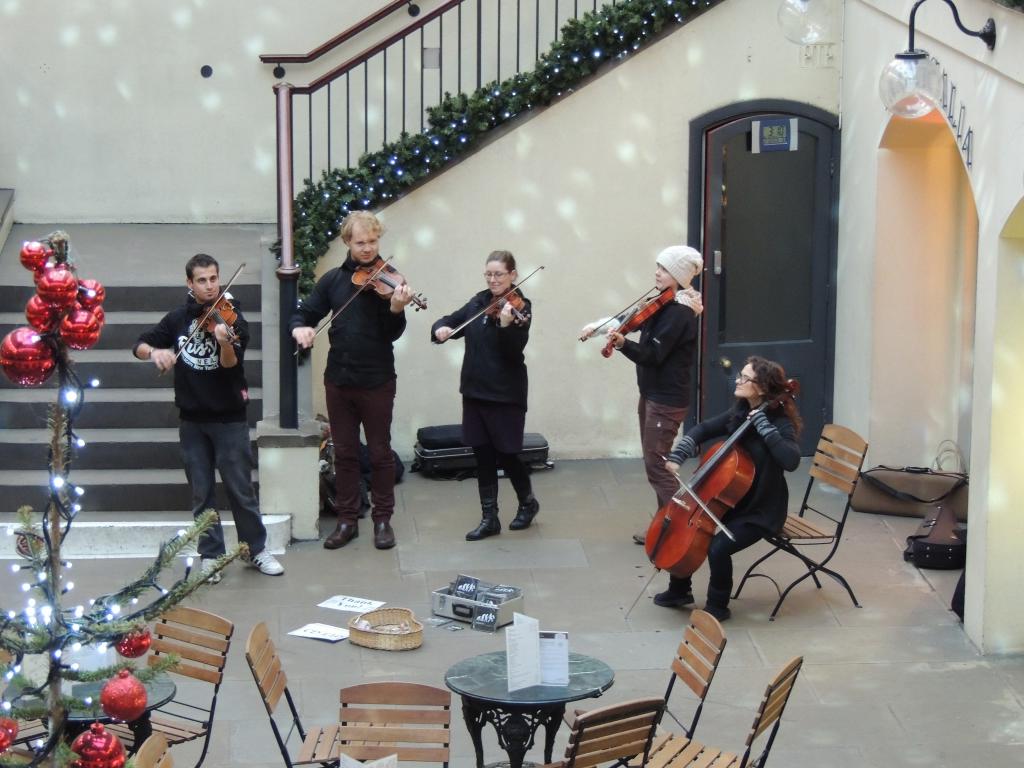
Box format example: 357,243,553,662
466,485,501,541
509,494,540,530
704,586,732,621
653,576,694,608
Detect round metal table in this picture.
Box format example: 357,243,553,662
445,650,614,768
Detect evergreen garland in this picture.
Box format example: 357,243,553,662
287,0,722,295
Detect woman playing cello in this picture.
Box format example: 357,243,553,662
431,250,540,540
656,356,801,621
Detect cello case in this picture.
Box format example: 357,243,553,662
903,504,966,569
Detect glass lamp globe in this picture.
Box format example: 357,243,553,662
878,53,943,119
777,0,831,45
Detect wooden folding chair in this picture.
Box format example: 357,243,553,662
646,657,803,768
732,424,869,619
336,681,451,765
134,733,175,768
109,606,233,767
543,697,665,768
246,621,341,767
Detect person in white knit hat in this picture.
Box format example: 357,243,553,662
580,245,704,544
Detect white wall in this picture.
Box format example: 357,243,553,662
305,0,841,458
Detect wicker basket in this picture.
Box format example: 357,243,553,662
347,607,424,651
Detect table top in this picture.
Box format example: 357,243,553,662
66,674,176,722
444,651,614,706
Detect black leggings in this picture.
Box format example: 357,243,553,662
472,443,532,501
669,518,768,595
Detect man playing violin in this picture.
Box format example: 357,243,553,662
657,357,802,620
133,253,284,581
291,211,414,551
580,246,703,544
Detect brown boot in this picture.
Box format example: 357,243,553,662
324,522,358,549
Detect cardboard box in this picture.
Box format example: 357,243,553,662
431,577,524,629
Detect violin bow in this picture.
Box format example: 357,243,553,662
438,265,545,343
578,287,659,341
172,262,246,363
294,256,394,356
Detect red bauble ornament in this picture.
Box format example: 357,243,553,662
19,241,51,273
36,266,79,309
99,669,147,723
0,327,57,386
78,278,106,309
25,294,60,332
60,308,103,350
0,715,17,752
115,627,152,659
69,722,126,768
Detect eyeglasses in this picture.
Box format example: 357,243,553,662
483,271,509,280
736,373,758,385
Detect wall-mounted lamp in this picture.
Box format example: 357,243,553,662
878,0,996,119
777,0,832,45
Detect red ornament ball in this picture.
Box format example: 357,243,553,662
1,327,57,387
78,279,106,309
36,266,79,308
60,308,103,350
99,669,147,723
0,715,17,752
69,722,125,768
115,627,152,659
19,241,51,273
25,294,60,332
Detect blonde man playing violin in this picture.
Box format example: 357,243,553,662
134,253,283,581
580,246,703,545
291,211,414,551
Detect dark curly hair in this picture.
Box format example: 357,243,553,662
745,356,802,436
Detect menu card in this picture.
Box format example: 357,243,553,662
505,613,570,691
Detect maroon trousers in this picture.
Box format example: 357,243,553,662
325,378,397,525
638,397,688,510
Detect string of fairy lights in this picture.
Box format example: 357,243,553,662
284,0,722,296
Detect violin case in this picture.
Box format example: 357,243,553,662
412,424,552,476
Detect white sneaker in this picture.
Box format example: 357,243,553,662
200,558,223,584
249,550,284,576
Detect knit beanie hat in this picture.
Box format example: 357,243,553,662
656,246,703,288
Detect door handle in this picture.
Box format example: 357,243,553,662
713,250,723,275
718,356,732,372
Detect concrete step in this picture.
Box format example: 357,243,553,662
0,283,261,313
0,511,290,559
0,349,264,389
0,311,263,351
0,387,263,429
0,427,259,470
0,468,260,514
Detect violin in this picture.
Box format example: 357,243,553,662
484,290,530,325
352,256,428,311
201,294,239,341
644,380,800,579
600,288,675,358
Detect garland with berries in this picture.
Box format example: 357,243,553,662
287,0,722,295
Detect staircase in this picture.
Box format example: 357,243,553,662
0,224,289,558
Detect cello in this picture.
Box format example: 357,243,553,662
644,380,800,578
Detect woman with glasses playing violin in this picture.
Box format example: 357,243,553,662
580,246,704,545
431,250,539,541
655,356,802,621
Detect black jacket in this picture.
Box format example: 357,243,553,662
618,301,698,408
430,289,531,410
135,296,251,423
684,402,801,535
289,254,407,389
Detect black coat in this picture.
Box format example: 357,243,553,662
430,289,531,410
289,254,407,389
135,296,251,422
686,402,801,535
618,301,698,408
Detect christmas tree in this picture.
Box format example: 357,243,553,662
0,232,241,767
